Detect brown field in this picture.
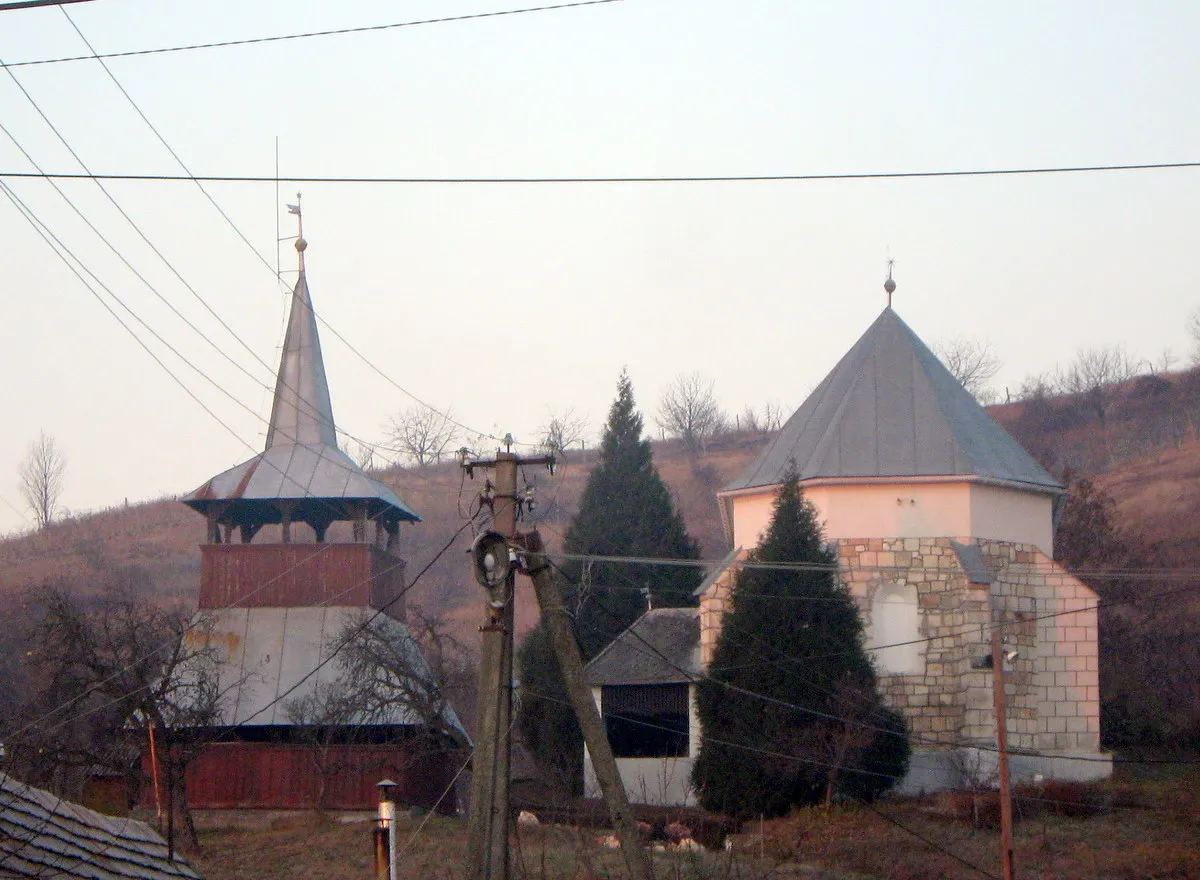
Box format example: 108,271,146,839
189,767,1200,880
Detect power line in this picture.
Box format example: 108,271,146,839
546,558,1200,766
45,9,539,454
0,0,93,10
2,0,623,68
2,160,1198,184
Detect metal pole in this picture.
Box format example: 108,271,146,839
992,624,1016,880
147,723,163,825
377,780,396,880
525,530,654,880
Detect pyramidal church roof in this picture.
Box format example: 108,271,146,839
724,291,1062,496
183,235,419,526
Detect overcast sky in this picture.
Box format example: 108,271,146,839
0,0,1197,534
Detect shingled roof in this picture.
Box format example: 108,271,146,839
723,307,1062,495
182,239,419,527
584,608,700,686
0,772,201,880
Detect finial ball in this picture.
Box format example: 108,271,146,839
295,237,308,253
884,277,896,295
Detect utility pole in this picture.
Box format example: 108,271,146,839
462,445,651,880
991,619,1016,880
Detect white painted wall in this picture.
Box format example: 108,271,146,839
582,685,700,807
727,480,1055,556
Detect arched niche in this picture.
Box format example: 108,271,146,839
868,582,924,675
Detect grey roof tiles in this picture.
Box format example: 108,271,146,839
723,308,1062,495
0,773,201,880
584,607,700,686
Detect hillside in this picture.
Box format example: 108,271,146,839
2,366,1199,644
0,433,768,642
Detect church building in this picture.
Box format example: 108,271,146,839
173,231,464,812
585,276,1109,803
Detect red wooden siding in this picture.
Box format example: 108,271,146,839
199,544,406,618
180,743,458,813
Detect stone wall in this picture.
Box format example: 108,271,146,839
698,537,1103,760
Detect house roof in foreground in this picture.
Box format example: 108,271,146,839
0,772,201,880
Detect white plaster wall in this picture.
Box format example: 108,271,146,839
581,685,700,807
969,485,1055,557
728,481,1054,552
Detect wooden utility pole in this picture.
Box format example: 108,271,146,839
463,447,651,880
525,530,654,880
991,621,1016,880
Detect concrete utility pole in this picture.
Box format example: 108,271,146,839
991,620,1016,880
465,450,523,880
463,447,652,880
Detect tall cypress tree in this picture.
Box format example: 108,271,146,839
692,465,909,817
517,370,702,787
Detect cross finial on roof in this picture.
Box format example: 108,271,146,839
287,193,305,271
884,259,897,309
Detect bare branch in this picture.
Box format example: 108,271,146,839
539,408,589,455
933,338,1002,401
657,372,727,451
385,405,458,467
18,431,65,530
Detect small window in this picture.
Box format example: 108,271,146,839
602,684,690,758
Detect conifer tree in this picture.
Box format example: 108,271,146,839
692,465,909,817
517,370,702,787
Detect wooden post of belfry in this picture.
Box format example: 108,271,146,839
465,450,521,880
992,620,1016,880
524,530,654,880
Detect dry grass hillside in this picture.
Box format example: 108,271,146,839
3,365,1199,643
0,434,768,643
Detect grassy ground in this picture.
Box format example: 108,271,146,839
190,771,1200,880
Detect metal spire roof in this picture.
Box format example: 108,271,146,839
723,305,1062,495
183,235,419,525
266,239,336,448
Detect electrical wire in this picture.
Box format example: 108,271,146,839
3,160,1200,184
3,1,624,68
540,556,1200,766
519,686,1000,879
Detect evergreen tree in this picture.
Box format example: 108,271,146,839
692,466,909,817
562,369,701,657
517,370,702,787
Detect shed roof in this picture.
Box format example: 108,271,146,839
182,245,418,525
723,307,1062,495
584,608,700,686
0,772,201,880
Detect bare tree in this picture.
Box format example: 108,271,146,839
1057,344,1140,421
283,680,365,810
1188,307,1200,364
657,372,727,452
342,436,377,471
385,405,458,467
740,402,783,436
933,338,1002,401
19,431,66,529
539,408,588,455
334,606,473,741
14,583,225,847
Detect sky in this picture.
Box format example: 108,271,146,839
0,0,1198,534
